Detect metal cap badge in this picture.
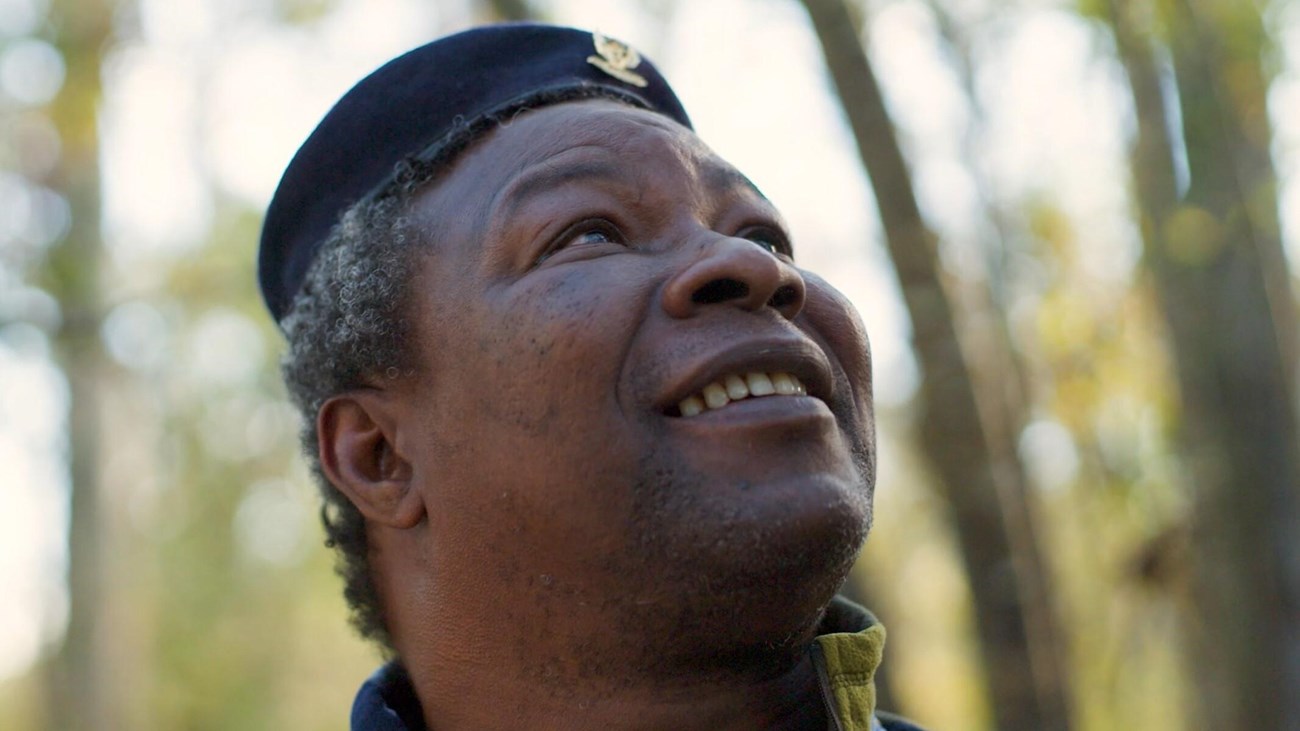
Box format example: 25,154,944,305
587,31,649,87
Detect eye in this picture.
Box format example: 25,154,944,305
739,226,793,258
536,218,626,265
572,227,618,246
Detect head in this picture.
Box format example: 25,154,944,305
266,25,876,675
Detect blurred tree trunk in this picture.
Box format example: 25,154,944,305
798,1,1072,729
482,0,536,22
41,1,115,729
1105,1,1300,729
921,0,1037,447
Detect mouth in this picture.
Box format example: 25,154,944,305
657,338,833,420
671,371,809,417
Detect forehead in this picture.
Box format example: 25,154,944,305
483,100,712,176
412,100,765,224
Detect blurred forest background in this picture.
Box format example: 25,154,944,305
1,0,1298,728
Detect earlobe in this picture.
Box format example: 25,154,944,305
318,392,426,529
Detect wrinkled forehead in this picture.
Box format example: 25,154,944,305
515,101,703,163
416,100,764,218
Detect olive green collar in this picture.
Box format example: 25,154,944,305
813,596,887,731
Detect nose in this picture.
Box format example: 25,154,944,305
660,236,806,320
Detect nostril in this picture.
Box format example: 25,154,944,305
768,285,799,310
692,278,749,305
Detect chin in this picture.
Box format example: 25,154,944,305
713,477,871,629
617,469,873,678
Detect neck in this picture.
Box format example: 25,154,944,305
372,519,853,730
388,571,837,730
408,642,830,731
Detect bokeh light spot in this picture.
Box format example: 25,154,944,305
0,38,65,106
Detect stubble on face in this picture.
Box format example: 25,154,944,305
603,401,874,682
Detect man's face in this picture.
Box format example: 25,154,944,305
390,100,875,648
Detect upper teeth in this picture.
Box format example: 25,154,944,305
678,372,807,417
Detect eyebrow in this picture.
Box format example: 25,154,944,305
486,151,774,247
494,158,628,222
703,165,768,203
498,152,767,212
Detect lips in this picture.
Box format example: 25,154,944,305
658,338,833,419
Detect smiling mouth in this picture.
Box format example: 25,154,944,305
672,371,809,417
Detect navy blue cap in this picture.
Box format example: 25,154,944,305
258,23,692,322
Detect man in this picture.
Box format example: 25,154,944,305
259,23,924,731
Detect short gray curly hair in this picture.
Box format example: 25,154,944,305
279,189,420,650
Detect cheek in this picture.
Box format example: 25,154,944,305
409,279,639,564
800,276,874,416
420,268,644,483
802,274,871,360
485,272,623,414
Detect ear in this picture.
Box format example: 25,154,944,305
317,391,426,529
